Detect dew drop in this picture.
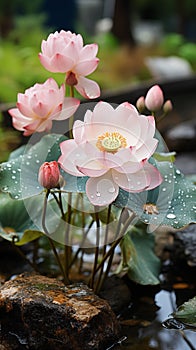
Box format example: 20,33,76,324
2,186,8,191
162,187,166,192
90,195,94,199
108,187,115,193
14,195,19,199
12,176,16,179
166,213,176,219
176,169,181,174
96,192,101,197
36,160,40,164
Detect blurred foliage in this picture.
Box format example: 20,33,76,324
0,113,21,162
161,33,196,69
0,0,43,14
0,15,64,103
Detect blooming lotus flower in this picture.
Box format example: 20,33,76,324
58,102,162,206
38,161,61,189
145,85,164,112
8,78,80,136
39,30,100,99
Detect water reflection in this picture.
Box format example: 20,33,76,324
109,290,196,350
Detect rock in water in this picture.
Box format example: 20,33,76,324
0,274,119,349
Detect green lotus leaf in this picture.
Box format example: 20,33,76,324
0,133,87,199
114,161,196,230
172,296,196,328
117,228,161,285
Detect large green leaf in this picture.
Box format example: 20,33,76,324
0,134,87,199
0,193,43,245
114,161,196,230
117,228,161,285
172,296,196,328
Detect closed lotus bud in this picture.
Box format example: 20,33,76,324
38,161,61,189
145,85,164,112
163,99,173,113
136,96,145,113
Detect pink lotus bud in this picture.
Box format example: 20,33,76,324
136,96,145,113
163,99,173,113
38,161,61,189
145,85,164,112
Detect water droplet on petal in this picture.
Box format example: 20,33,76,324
96,192,101,197
108,187,115,193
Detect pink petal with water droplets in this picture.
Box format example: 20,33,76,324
112,168,151,192
86,171,119,206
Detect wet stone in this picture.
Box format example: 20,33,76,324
0,273,119,350
173,224,196,266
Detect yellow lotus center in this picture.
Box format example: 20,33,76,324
96,132,127,153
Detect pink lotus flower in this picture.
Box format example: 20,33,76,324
38,161,61,189
58,102,162,206
145,85,164,112
39,30,100,99
8,78,80,136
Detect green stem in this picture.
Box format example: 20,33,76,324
64,193,72,278
95,204,112,292
68,220,94,270
88,208,100,289
51,191,64,217
42,190,69,284
69,85,75,139
94,212,136,276
95,208,129,293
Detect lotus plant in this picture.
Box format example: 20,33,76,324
59,101,162,206
0,29,195,293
